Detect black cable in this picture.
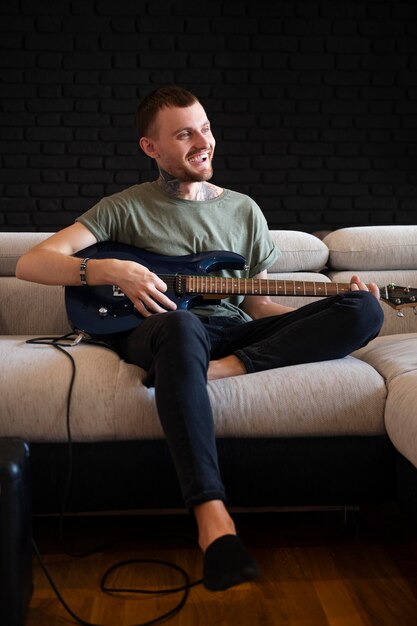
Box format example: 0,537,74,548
27,333,204,626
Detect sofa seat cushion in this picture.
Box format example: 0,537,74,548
0,337,387,442
354,333,417,468
385,371,417,470
353,333,417,383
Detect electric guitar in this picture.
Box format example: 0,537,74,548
65,242,417,335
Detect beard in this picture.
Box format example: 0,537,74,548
167,159,214,183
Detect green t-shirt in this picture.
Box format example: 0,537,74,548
76,181,280,321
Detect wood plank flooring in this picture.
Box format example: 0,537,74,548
27,504,417,626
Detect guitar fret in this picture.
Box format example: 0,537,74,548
185,275,356,300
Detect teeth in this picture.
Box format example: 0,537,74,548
188,153,208,163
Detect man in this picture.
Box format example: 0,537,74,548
16,86,384,591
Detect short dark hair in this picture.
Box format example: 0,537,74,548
136,85,199,138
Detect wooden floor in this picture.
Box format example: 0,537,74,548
27,504,417,626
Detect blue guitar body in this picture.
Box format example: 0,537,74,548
65,242,247,335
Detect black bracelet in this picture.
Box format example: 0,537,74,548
80,258,90,286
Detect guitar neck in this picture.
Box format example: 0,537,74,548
183,276,351,298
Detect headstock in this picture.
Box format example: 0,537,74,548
380,284,417,317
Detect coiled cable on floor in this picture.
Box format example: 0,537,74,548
28,333,204,626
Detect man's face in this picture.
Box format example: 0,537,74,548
146,101,216,183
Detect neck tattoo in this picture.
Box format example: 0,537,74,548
157,170,220,201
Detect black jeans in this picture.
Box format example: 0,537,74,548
112,292,384,508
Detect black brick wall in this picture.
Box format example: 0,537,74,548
1,0,417,232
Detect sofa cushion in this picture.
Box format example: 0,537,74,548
0,278,71,335
0,337,387,442
0,232,51,276
354,333,417,470
324,225,417,271
269,230,328,272
353,333,417,384
385,371,417,469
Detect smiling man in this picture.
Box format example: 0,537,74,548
16,85,384,592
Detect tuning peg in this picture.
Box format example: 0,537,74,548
397,311,405,317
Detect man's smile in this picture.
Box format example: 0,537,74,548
187,151,210,164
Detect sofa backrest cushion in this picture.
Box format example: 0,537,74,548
269,230,328,272
324,225,417,270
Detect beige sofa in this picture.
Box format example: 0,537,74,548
1,226,417,517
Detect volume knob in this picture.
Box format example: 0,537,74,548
98,307,108,317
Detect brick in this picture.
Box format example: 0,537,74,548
63,198,95,212
100,33,150,51
33,212,78,226
326,36,370,54
104,156,140,170
75,34,101,53
37,200,62,211
25,69,74,84
31,184,79,197
26,99,73,112
136,17,185,33
63,85,112,98
25,33,74,50
252,35,298,52
326,157,371,170
76,100,100,113
172,1,222,17
289,142,333,156
115,172,141,184
287,85,333,100
253,155,298,170
68,170,114,183
62,16,110,32
62,113,110,127
29,156,77,169
35,16,62,32
63,53,111,70
329,198,352,210
362,54,408,71
100,70,149,84
288,170,333,183
68,142,114,156
22,0,69,15
214,52,262,69
283,197,327,212
333,20,358,36
323,183,368,196
79,184,105,197
354,196,399,211
0,198,37,211
95,0,145,14
283,114,329,128
6,213,32,226
284,18,332,36
0,169,40,183
0,140,38,155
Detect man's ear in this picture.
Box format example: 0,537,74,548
139,137,159,158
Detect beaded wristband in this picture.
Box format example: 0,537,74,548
79,258,90,286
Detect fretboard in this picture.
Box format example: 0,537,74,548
184,276,351,298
